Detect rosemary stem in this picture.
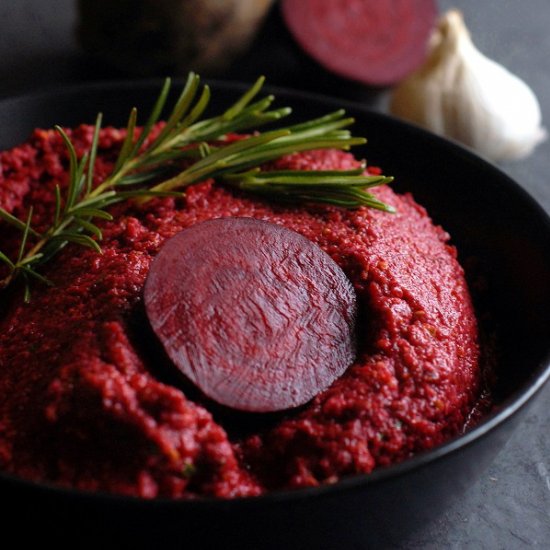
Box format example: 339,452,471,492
0,74,394,299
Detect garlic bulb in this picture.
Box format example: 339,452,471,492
390,10,546,162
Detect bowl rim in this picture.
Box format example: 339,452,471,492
1,78,549,507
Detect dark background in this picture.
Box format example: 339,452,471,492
1,1,549,548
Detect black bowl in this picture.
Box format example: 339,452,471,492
1,81,549,549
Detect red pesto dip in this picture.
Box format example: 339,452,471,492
0,125,480,499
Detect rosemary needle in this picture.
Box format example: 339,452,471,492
0,73,394,300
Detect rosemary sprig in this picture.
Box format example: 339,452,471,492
224,168,394,210
0,73,394,300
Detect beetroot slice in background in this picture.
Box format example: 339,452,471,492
281,0,437,86
144,218,357,412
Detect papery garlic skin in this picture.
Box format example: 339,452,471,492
390,10,546,162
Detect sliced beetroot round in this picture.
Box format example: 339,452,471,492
144,217,357,412
281,0,437,86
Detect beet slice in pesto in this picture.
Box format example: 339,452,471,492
281,0,437,86
144,217,357,412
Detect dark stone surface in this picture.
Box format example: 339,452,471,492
0,1,548,547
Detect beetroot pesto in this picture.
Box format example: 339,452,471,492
0,125,480,498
